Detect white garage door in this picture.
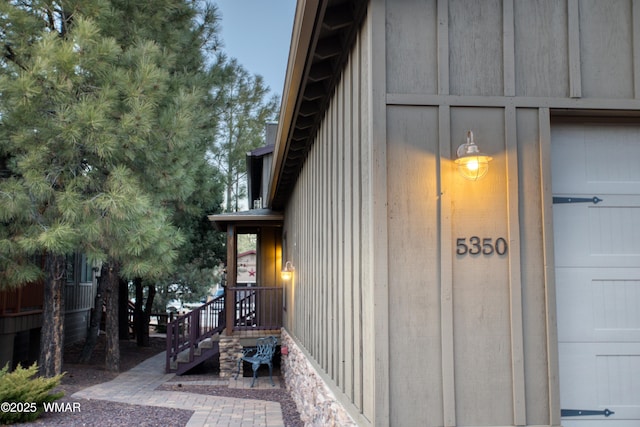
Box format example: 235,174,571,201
553,123,640,427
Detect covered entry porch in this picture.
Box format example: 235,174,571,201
210,209,286,378
164,209,285,376
209,208,285,333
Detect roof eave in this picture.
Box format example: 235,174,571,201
268,0,368,210
208,209,284,232
268,0,321,209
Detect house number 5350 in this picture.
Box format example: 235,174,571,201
456,237,508,256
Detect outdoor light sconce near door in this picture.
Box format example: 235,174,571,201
281,261,295,281
455,131,492,180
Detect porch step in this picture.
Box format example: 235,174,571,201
175,337,215,363
170,336,221,375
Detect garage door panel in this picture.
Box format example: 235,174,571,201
557,268,640,342
557,268,596,341
554,122,640,427
560,343,640,423
563,422,640,427
553,203,591,266
552,124,640,195
553,197,640,268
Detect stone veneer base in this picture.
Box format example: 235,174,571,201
218,334,242,379
281,329,357,427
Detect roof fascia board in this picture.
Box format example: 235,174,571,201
207,210,284,232
268,0,322,207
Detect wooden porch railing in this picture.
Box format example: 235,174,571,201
230,286,283,331
0,281,44,316
165,286,283,373
165,294,225,372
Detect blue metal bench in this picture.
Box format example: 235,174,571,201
234,336,278,387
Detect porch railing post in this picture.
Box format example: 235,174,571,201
225,287,234,335
225,224,237,335
165,320,173,372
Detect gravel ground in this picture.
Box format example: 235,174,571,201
29,399,193,427
21,336,303,427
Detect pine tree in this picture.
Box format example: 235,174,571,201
0,0,218,374
208,57,279,212
93,0,226,350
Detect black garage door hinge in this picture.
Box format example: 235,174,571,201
561,408,614,417
553,196,603,204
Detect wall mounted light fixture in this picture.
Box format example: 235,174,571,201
281,261,295,281
93,260,103,278
455,131,492,181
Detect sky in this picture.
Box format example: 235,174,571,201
214,1,297,101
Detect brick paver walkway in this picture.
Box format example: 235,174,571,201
72,352,284,427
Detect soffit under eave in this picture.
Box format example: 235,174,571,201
269,0,368,211
207,210,284,232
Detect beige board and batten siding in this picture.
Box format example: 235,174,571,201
282,0,640,426
283,18,375,426
384,0,640,426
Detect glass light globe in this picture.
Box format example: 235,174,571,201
455,131,492,180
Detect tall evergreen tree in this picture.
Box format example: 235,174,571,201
95,0,226,348
0,0,219,374
208,57,278,212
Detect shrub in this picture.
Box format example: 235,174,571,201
0,363,64,424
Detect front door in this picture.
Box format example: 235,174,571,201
553,122,640,427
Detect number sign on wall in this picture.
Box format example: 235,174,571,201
456,237,508,256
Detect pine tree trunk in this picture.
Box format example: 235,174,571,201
104,262,120,372
226,175,233,212
118,277,130,340
134,277,143,343
78,268,106,364
141,284,155,347
39,253,66,377
134,278,146,346
134,279,155,347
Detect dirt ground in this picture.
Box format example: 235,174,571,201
58,334,168,394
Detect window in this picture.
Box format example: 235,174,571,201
79,254,92,283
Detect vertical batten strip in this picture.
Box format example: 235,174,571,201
336,89,341,387
503,0,516,97
437,0,450,95
633,0,640,98
326,115,332,373
312,128,319,351
505,105,526,424
360,8,374,420
344,55,354,400
302,149,307,339
369,1,389,424
338,81,345,389
568,0,582,98
435,18,452,425
296,151,301,340
333,77,344,391
438,105,456,427
328,88,334,379
321,123,328,367
299,155,305,341
538,108,561,426
353,28,363,412
308,139,314,345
